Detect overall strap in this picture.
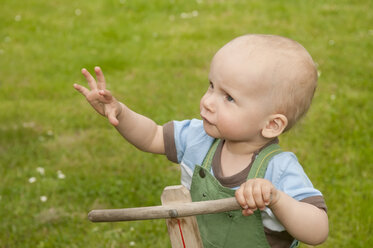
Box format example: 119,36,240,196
248,144,282,179
201,139,282,179
192,140,282,248
201,139,220,170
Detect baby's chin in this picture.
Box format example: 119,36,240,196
202,122,221,139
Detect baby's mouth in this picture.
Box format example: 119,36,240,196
201,114,213,125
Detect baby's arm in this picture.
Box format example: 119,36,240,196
74,67,164,154
235,179,328,245
114,102,165,154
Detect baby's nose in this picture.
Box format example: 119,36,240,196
202,94,215,112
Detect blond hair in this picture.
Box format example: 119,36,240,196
231,34,318,131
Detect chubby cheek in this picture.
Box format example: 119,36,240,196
217,113,237,132
217,112,254,139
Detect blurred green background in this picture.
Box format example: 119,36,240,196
0,0,372,247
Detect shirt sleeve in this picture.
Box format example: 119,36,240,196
300,196,328,212
265,152,325,202
163,121,178,163
163,119,213,164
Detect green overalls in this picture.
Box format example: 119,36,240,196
190,139,283,248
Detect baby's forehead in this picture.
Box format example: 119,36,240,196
210,34,317,98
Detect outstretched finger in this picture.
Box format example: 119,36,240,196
95,66,106,90
73,83,90,97
81,68,97,90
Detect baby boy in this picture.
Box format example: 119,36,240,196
74,34,328,247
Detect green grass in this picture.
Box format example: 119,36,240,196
1,0,372,247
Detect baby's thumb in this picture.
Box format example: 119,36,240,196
107,110,119,126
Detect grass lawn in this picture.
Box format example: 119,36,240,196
0,0,372,247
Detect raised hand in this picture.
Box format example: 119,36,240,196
73,66,122,126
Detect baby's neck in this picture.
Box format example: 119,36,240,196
224,140,265,154
220,140,268,177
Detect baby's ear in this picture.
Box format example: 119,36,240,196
261,114,288,138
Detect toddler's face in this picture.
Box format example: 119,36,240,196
200,44,274,142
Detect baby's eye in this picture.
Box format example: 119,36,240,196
226,95,234,102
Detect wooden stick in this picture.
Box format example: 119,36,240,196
88,197,241,222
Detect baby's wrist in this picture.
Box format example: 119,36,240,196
268,189,282,209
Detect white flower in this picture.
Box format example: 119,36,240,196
47,130,53,136
40,196,48,202
180,12,189,19
22,122,35,128
15,15,22,22
57,170,66,179
180,11,199,19
129,241,136,246
29,177,36,183
37,167,45,175
75,9,82,16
